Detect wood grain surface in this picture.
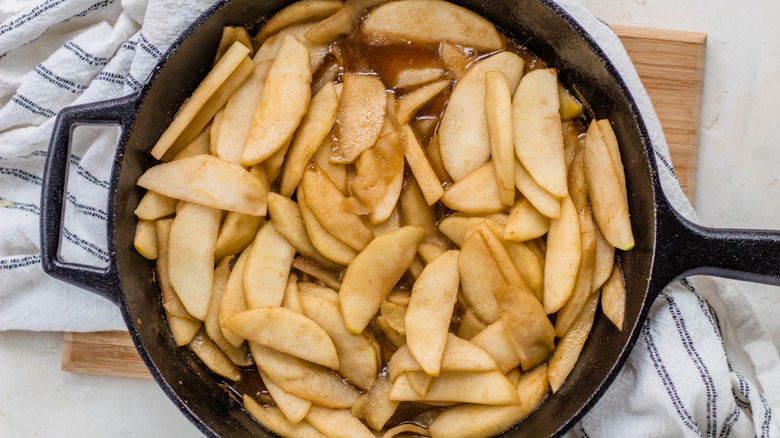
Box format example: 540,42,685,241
60,25,707,380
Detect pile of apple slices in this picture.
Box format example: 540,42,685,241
131,0,634,437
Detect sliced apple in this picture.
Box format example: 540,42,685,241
494,283,555,371
250,342,359,408
513,160,561,219
304,0,387,44
313,136,348,192
405,250,460,376
241,35,312,166
555,206,597,337
439,41,474,78
470,321,521,374
389,370,520,405
549,292,599,393
306,405,375,438
395,79,451,125
340,226,427,334
174,124,211,161
388,335,498,382
243,395,326,438
220,246,250,347
281,273,304,314
292,257,342,290
351,131,405,224
485,71,516,207
210,61,271,163
439,51,524,181
457,308,487,340
601,260,626,331
189,330,241,381
401,124,444,205
255,0,343,43
298,187,358,265
428,365,549,438
392,67,445,90
330,74,387,164
362,0,503,51
150,42,250,159
266,193,338,268
168,202,221,320
543,196,581,314
137,155,267,216
299,291,378,390
442,163,505,214
135,190,177,220
438,214,504,247
256,25,330,73
592,223,615,291
244,222,296,309
213,212,264,262
134,219,157,260
301,163,374,251
214,26,253,62
504,240,544,300
279,83,340,197
584,119,634,250
364,372,399,431
259,369,312,424
513,68,568,198
458,230,502,324
503,197,550,242
558,84,583,120
205,257,252,366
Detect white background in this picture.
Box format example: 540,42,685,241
2,0,779,436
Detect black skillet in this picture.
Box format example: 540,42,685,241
39,0,780,436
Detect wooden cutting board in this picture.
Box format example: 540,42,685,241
60,25,707,380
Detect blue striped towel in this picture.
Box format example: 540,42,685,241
0,0,777,436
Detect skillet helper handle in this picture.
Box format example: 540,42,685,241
653,196,780,288
40,94,138,306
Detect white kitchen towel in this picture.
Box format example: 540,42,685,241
0,0,778,436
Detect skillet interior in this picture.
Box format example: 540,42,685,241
113,0,660,436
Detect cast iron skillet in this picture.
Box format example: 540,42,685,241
39,0,780,436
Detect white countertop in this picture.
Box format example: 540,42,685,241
2,0,779,436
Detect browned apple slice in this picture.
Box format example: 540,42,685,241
189,330,241,382
485,71,516,207
438,214,505,247
330,74,387,164
495,283,555,371
585,119,634,250
504,240,544,300
267,192,339,268
592,223,615,291
226,307,339,369
543,197,581,314
388,335,498,382
428,365,549,438
304,0,386,44
548,292,599,392
241,35,312,166
279,83,340,197
361,0,503,51
340,226,427,334
351,131,405,224
168,202,221,320
363,372,399,430
439,52,524,181
244,222,296,309
442,163,505,214
205,257,252,366
470,321,521,374
405,250,460,376
299,291,378,390
457,308,487,340
439,41,473,77
137,155,268,216
255,0,343,43
301,163,374,251
392,67,445,89
213,212,264,263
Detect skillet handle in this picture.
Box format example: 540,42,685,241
652,194,780,289
40,93,139,306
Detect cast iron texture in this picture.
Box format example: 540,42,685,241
40,0,780,437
